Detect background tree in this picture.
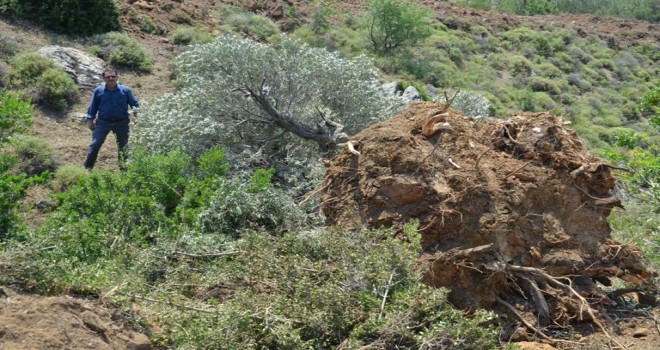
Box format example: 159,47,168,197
135,35,404,179
0,0,121,36
365,0,433,55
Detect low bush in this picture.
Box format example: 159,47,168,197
7,52,54,87
197,178,308,237
528,76,561,95
504,54,533,77
171,27,214,46
49,165,87,192
7,134,56,176
33,68,77,111
131,14,161,35
533,62,563,78
222,12,281,42
7,52,77,111
0,33,19,59
449,89,493,117
508,90,557,112
0,91,32,143
91,32,154,72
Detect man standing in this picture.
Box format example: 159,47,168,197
84,69,139,170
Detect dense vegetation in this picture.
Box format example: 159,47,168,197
0,0,121,35
0,0,658,348
453,0,660,22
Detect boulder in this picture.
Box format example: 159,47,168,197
37,46,105,90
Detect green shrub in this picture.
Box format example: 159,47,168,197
550,51,576,73
171,27,214,46
34,68,77,111
0,91,32,144
639,85,660,129
290,26,326,48
311,6,333,34
7,52,78,111
197,178,308,236
0,33,19,59
0,170,27,239
0,152,20,238
8,134,56,175
50,165,87,192
223,12,281,42
509,90,556,112
248,167,276,193
7,52,55,87
533,62,562,78
567,73,592,92
0,0,121,36
131,14,161,35
198,146,229,178
404,57,458,86
528,76,561,95
504,54,533,77
501,26,538,48
92,32,154,72
587,58,616,70
36,152,193,263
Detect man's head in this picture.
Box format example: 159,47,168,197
102,69,118,88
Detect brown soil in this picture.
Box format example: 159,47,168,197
1,1,658,349
320,101,658,347
0,286,149,350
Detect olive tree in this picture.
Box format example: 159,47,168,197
135,35,405,170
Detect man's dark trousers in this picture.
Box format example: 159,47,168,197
84,118,130,170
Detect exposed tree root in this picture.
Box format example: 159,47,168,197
495,295,554,342
506,264,630,350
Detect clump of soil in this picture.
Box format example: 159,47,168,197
321,101,656,343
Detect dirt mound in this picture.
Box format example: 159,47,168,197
320,101,655,342
0,287,150,350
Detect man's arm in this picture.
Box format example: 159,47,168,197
86,88,100,120
86,88,100,130
125,87,139,109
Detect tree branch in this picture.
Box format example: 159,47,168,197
242,86,343,150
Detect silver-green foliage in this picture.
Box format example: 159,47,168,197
446,90,492,117
135,34,405,160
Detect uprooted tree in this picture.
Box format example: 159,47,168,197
320,101,655,345
135,34,404,169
